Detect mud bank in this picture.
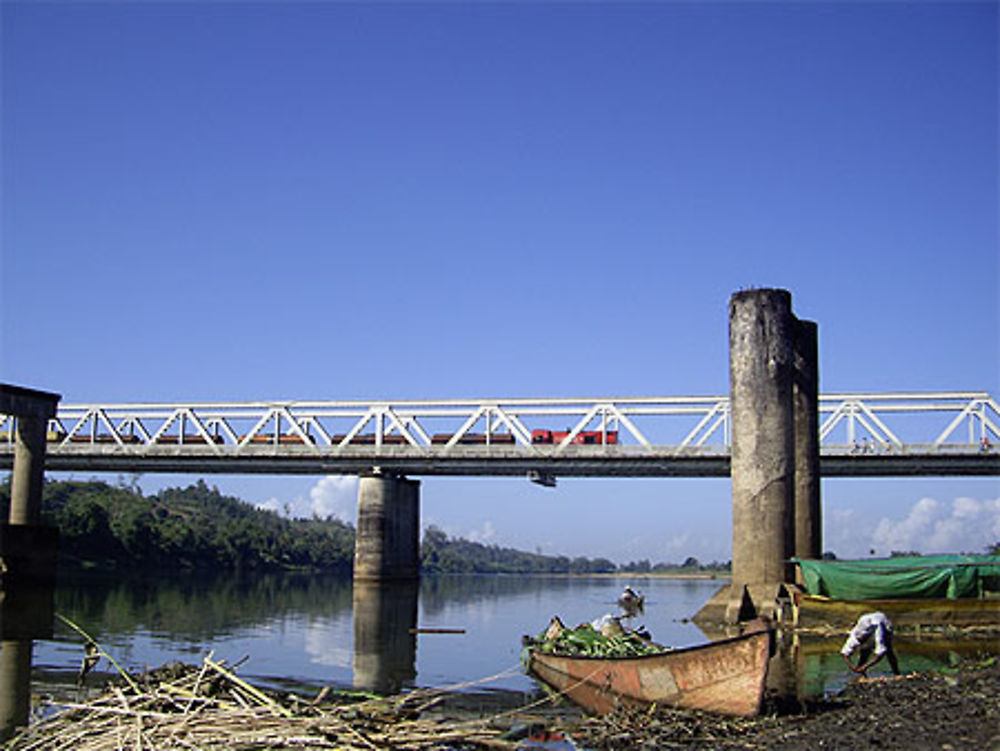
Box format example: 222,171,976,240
571,661,999,751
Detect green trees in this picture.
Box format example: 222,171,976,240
1,477,733,576
0,478,355,573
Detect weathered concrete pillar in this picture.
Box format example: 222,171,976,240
354,473,420,581
10,415,47,526
0,640,32,743
728,289,795,621
2,385,61,589
792,319,821,564
1,385,60,526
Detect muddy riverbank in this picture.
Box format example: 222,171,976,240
4,658,997,750
570,660,1000,751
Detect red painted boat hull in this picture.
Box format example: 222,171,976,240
527,626,773,717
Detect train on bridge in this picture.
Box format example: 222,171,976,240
12,428,619,446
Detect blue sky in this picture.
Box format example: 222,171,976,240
2,1,997,563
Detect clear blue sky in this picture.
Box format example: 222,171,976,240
2,1,997,563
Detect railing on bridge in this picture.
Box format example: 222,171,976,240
1,392,997,457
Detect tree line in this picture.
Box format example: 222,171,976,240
0,478,355,573
0,477,731,575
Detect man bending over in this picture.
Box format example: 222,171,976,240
841,611,901,677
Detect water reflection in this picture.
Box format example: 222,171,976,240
791,632,998,698
15,572,1000,721
352,581,418,694
1,584,54,742
53,569,354,641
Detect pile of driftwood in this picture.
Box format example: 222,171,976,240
5,657,545,750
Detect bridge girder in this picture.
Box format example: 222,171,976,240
1,392,997,477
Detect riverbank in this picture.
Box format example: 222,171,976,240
572,659,999,750
5,657,997,750
571,571,727,580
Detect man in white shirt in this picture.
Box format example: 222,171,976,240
841,611,901,676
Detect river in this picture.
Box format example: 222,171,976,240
27,571,723,697
9,570,998,721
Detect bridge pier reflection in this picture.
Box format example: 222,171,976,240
0,584,54,742
352,580,418,694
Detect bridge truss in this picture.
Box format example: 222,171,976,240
1,392,997,478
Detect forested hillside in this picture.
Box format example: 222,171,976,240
0,479,355,572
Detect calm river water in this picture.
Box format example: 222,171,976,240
19,570,999,706
29,571,723,698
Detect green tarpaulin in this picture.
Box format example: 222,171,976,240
792,555,1000,600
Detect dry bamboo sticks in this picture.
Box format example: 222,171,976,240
3,655,536,751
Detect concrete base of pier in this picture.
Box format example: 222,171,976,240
694,582,784,626
0,640,32,743
353,473,420,581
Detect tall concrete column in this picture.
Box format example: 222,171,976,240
1,385,60,526
0,640,32,743
728,289,795,621
792,319,821,563
354,473,420,581
10,415,47,525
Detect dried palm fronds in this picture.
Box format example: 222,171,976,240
5,656,528,751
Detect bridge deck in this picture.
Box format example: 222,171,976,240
1,392,997,477
2,444,996,478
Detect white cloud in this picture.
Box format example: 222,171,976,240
258,497,283,514
309,475,358,521
251,475,357,520
870,496,1000,555
465,520,497,544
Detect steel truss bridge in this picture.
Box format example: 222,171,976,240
1,392,998,479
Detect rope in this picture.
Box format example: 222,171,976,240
410,660,609,733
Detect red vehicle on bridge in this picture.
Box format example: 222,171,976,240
531,429,618,445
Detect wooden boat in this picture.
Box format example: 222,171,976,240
525,620,774,716
792,589,1000,631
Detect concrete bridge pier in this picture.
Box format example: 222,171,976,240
353,472,421,581
0,640,32,743
0,385,60,742
1,384,61,586
793,319,821,565
2,385,60,527
726,289,797,622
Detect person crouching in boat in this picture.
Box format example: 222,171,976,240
841,612,900,677
617,586,644,616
